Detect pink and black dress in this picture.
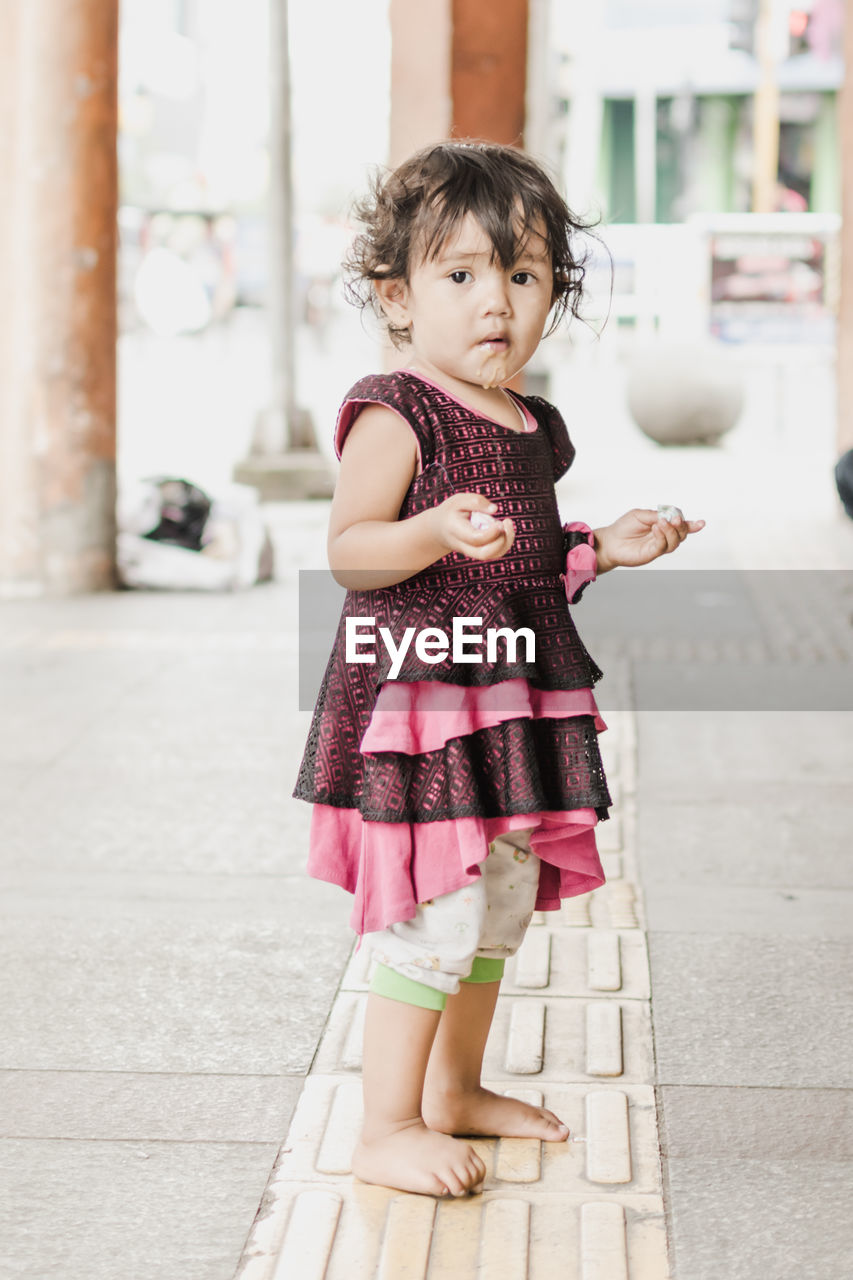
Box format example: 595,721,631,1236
293,370,610,936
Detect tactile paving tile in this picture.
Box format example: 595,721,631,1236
268,1076,661,1196
238,1183,668,1280
558,880,644,930
314,991,653,1083
502,926,648,1003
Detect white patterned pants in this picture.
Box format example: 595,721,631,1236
366,829,539,1002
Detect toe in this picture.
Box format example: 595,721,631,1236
423,1170,453,1197
541,1109,570,1140
448,1158,479,1195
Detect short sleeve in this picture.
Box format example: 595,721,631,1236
521,395,576,481
334,373,435,470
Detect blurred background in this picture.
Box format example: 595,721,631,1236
1,0,851,595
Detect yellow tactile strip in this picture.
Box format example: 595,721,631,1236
269,1077,661,1193
238,1184,669,1280
235,703,671,1279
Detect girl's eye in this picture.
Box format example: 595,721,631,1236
512,271,535,285
449,270,472,284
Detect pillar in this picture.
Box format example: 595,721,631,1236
559,1,605,213
451,0,528,144
812,91,841,215
0,0,119,595
752,0,782,212
234,0,330,499
389,0,452,165
634,89,657,224
697,97,737,214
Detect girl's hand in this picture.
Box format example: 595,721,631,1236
429,493,516,561
594,508,705,572
328,405,515,585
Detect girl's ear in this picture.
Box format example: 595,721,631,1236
374,275,411,327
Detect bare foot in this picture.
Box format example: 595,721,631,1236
352,1118,487,1197
423,1086,570,1141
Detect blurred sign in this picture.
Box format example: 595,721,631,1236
705,215,839,344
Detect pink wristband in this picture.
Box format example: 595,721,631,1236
563,522,597,604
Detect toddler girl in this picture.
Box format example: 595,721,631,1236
294,141,703,1198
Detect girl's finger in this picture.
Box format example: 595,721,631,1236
453,492,497,514
451,526,503,555
471,521,515,560
462,521,501,544
492,519,516,556
449,509,500,542
655,519,680,553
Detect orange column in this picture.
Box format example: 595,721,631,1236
451,0,530,390
0,0,118,595
451,0,528,145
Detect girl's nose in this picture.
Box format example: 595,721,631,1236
482,275,511,315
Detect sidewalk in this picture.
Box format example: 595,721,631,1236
638,706,853,1279
3,357,853,1277
0,509,352,1279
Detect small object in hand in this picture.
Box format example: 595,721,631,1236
470,511,496,530
656,504,683,524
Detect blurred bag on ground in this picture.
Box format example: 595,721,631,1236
836,449,853,521
117,477,275,589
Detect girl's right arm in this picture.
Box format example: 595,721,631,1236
327,404,515,589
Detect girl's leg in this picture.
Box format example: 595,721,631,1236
422,833,570,1142
352,985,487,1196
421,972,569,1140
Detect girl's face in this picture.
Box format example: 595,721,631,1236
377,212,555,394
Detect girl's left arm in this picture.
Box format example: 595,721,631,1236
593,508,705,572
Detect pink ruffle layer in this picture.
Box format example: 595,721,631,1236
308,803,605,936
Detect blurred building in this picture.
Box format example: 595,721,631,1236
543,0,843,224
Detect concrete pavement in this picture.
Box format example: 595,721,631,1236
638,709,853,1280
0,518,352,1279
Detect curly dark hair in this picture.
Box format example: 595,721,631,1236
344,140,598,347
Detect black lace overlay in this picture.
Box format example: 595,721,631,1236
296,712,611,823
294,371,610,826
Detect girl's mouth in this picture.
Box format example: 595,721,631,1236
477,343,509,388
